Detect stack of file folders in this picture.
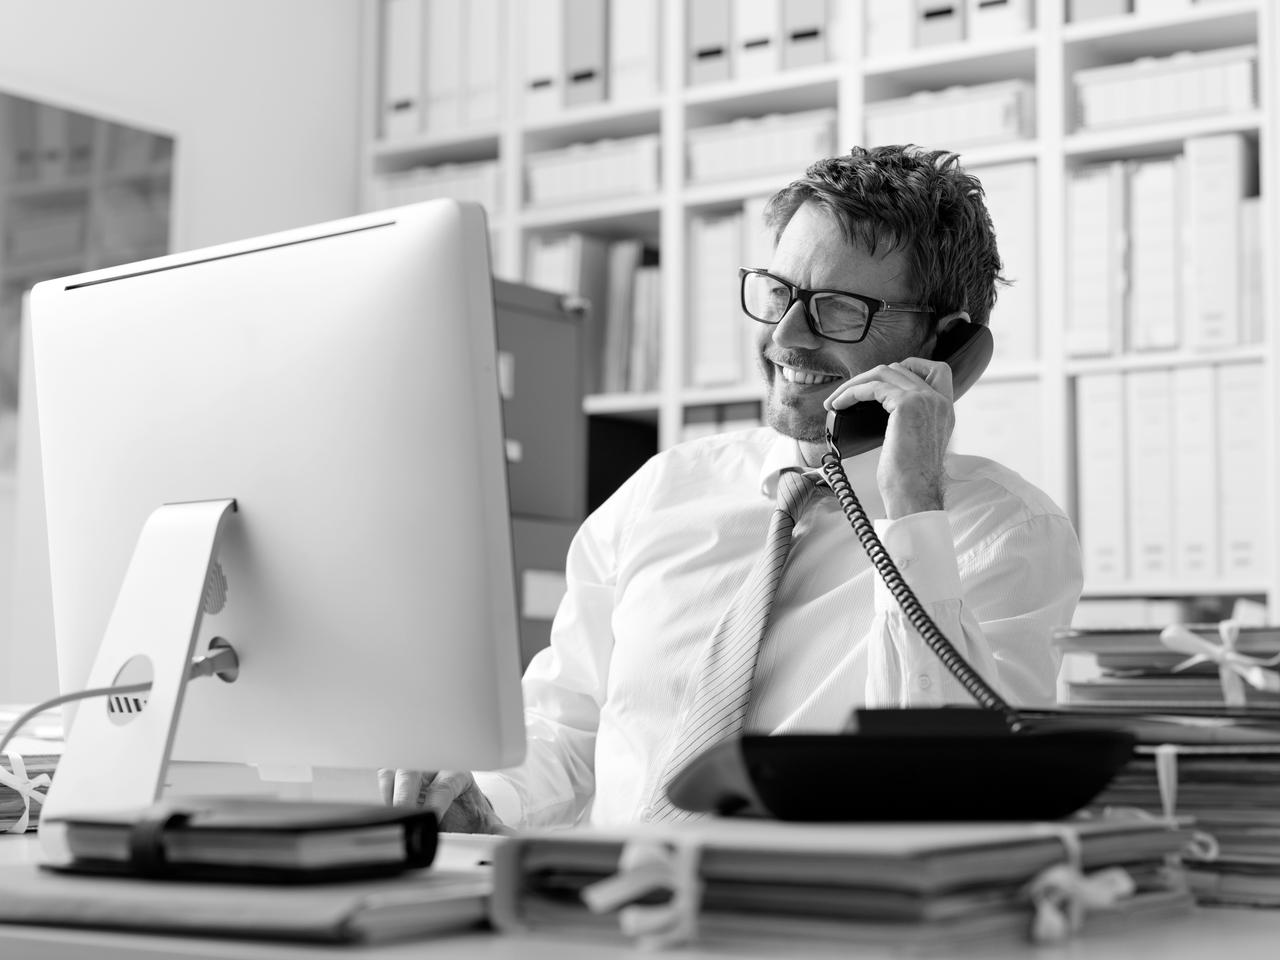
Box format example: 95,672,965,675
490,818,1196,950
1088,733,1280,908
1054,624,1280,710
1052,624,1280,906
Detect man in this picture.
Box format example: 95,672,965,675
381,146,1082,831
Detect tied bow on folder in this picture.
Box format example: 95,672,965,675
1160,621,1280,708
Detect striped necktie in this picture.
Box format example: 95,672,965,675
647,469,820,822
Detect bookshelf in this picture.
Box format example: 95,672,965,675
358,0,1280,617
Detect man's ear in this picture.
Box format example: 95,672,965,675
920,310,972,357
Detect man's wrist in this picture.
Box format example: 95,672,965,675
882,480,944,518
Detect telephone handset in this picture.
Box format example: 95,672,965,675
664,318,1136,822
825,316,995,460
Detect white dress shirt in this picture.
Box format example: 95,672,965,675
475,427,1083,829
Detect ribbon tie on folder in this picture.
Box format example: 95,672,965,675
1,752,51,834
580,839,704,949
1160,621,1280,708
1026,825,1134,943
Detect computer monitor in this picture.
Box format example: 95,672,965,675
28,200,525,819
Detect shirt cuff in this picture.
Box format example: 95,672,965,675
472,772,524,828
871,511,963,612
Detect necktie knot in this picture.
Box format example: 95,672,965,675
775,470,819,523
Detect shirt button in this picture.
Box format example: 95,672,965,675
918,674,933,690
899,557,914,570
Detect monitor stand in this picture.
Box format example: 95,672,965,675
39,498,238,847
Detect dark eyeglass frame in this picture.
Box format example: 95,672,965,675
739,267,933,344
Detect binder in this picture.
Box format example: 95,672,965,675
687,212,746,387
1183,133,1250,351
423,0,463,133
1066,163,1127,357
915,0,965,47
381,0,425,139
977,161,1038,365
5,97,40,182
608,0,661,102
564,0,607,106
628,261,662,393
733,0,781,80
523,0,564,117
781,0,828,69
1171,365,1219,580
1075,373,1128,584
1126,157,1181,351
602,238,644,393
1216,363,1265,580
1123,369,1175,581
0,863,488,943
35,103,70,181
865,0,913,56
688,0,732,86
1069,0,1131,21
462,0,501,126
965,0,1033,40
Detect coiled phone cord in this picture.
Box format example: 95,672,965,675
820,444,1025,733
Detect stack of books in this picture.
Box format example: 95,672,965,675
491,818,1195,950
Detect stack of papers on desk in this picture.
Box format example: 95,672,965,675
1095,744,1280,907
490,818,1194,949
1055,626,1280,710
0,705,63,834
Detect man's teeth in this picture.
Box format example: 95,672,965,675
778,365,839,385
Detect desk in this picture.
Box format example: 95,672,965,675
3,834,1280,960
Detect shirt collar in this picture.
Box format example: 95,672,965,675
758,432,882,500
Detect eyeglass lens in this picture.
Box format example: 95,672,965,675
742,271,870,340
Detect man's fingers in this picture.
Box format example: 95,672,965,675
421,771,474,820
392,769,435,807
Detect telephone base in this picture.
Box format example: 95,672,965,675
664,709,1135,822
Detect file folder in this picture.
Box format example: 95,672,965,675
463,0,501,126
381,0,424,139
1171,365,1219,580
915,0,964,47
423,0,463,133
782,0,828,68
609,0,661,102
688,0,732,85
734,0,781,79
966,0,1033,39
1075,373,1128,584
523,0,564,117
564,0,608,106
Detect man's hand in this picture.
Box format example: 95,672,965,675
824,357,955,518
376,768,512,835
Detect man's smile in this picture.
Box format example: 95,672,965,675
771,361,842,387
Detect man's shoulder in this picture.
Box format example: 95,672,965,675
650,425,777,476
944,453,1070,529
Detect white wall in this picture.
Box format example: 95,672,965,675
0,0,364,701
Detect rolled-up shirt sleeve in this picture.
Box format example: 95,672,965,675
864,511,1082,709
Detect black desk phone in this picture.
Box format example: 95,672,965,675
666,318,1135,821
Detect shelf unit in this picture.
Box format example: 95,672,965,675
358,0,1280,613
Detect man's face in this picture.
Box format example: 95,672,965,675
755,202,931,443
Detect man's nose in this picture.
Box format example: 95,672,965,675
771,299,821,349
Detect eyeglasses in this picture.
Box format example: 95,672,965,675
739,267,933,344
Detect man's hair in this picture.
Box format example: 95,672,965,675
764,145,1006,328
